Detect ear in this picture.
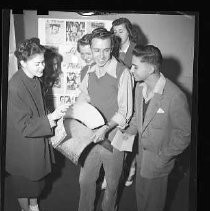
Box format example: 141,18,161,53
20,60,26,68
149,65,155,74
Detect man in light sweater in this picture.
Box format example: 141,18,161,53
78,27,133,211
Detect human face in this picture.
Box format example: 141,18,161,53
91,38,111,67
131,55,154,82
51,26,59,34
71,25,77,33
79,45,93,65
21,54,45,78
113,24,130,45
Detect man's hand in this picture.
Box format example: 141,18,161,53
91,125,109,143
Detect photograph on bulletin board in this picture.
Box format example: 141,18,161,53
45,19,66,44
66,21,86,43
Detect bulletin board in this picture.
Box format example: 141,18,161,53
38,18,112,109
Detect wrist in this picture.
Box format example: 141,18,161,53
47,114,56,128
104,122,112,132
102,124,108,131
106,121,111,127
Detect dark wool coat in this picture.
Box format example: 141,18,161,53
6,69,55,181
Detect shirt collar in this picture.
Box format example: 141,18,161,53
88,57,118,78
120,40,130,53
140,73,166,101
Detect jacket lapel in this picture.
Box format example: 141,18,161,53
124,42,136,68
142,93,162,133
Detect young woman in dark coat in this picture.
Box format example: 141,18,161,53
6,38,70,211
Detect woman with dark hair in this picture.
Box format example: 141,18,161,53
42,47,63,94
111,17,136,69
41,47,63,112
6,38,70,211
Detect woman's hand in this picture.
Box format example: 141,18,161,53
91,125,109,143
50,103,71,121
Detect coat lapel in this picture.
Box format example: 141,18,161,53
142,93,162,133
124,42,136,68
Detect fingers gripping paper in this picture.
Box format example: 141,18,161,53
50,103,105,164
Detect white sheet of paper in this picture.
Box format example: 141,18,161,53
111,130,135,152
56,119,94,164
71,102,105,129
50,117,67,148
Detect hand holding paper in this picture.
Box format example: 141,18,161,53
64,101,105,129
50,117,67,148
91,125,107,143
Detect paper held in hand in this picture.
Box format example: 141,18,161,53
50,117,67,148
65,101,105,129
56,119,94,164
111,130,135,152
50,102,105,164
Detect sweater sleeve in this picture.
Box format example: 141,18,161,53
111,69,133,128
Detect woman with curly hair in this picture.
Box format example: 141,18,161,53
6,38,70,211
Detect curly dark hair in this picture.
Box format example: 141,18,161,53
14,37,45,68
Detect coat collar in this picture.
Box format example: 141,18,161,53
88,57,118,78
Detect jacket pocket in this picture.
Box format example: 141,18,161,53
151,113,166,129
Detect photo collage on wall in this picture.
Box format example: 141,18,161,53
38,18,112,109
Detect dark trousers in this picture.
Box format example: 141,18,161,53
135,168,168,211
78,144,124,211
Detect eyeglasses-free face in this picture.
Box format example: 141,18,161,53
91,38,112,68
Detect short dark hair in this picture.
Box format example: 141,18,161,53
90,27,120,58
111,18,135,42
77,33,92,52
14,38,45,67
91,27,113,41
133,45,163,71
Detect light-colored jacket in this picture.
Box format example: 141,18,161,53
126,78,191,178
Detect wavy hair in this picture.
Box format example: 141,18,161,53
110,18,135,42
90,27,121,58
14,37,45,68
